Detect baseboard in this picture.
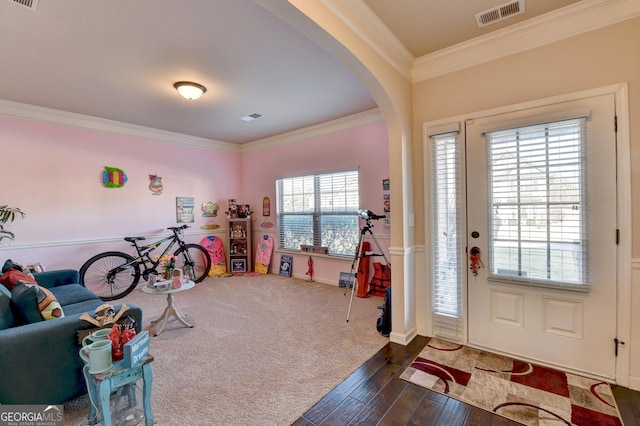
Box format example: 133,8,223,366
289,272,334,286
390,326,418,346
629,375,640,391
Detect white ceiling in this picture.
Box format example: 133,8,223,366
0,0,585,144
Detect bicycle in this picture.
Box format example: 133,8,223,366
79,225,212,301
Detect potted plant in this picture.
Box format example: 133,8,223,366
0,205,25,242
153,254,176,280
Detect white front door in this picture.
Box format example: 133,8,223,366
465,94,618,379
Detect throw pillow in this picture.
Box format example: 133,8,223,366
11,283,43,324
0,291,14,329
11,282,65,322
0,269,38,291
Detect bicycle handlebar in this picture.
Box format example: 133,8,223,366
167,224,189,232
124,225,189,243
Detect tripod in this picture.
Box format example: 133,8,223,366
346,212,390,322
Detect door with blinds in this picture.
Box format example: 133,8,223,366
464,94,618,379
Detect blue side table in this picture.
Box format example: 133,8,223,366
82,355,154,425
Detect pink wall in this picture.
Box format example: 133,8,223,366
0,114,389,286
242,121,390,284
0,115,240,270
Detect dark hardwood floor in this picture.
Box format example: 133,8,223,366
293,336,640,426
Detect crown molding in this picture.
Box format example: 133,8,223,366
320,0,414,81
241,108,383,153
412,0,640,82
0,99,382,153
317,0,640,83
0,99,239,152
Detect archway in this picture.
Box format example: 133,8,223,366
255,0,417,343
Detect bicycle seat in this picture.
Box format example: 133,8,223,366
124,237,145,243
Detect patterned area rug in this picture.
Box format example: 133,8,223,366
400,339,622,426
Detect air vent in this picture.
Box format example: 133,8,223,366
475,0,524,28
8,0,38,10
240,113,263,122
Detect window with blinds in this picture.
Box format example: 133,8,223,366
486,118,588,288
430,132,464,341
276,170,359,256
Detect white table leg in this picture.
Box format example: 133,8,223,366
150,293,193,336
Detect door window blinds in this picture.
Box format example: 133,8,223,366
430,131,464,342
486,118,588,288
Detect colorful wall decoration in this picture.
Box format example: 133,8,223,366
103,166,127,188
149,175,163,195
201,201,219,217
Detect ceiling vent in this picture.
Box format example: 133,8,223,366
475,0,524,28
7,0,38,10
240,113,263,122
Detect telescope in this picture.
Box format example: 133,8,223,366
346,209,391,322
357,209,385,220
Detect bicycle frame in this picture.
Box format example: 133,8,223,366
80,224,211,300
108,228,193,281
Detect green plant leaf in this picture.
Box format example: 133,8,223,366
0,205,25,242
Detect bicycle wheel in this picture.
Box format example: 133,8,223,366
174,244,211,283
79,251,141,301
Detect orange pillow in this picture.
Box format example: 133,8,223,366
0,269,37,291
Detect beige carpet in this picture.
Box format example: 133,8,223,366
63,274,388,425
401,338,623,426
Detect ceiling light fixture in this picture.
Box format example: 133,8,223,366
173,81,207,100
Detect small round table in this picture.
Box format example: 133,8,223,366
141,280,195,336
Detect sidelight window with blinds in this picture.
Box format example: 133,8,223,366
276,170,359,256
430,130,464,341
486,118,588,288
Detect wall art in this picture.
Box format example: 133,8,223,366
176,197,195,223
103,166,127,188
279,255,292,277
201,201,219,217
148,175,163,195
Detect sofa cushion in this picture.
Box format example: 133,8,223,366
33,269,80,289
62,299,105,316
11,283,43,324
0,269,37,291
11,282,65,322
49,284,99,306
0,291,14,329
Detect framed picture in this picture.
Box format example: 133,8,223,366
228,199,238,218
338,272,355,288
231,258,246,273
26,263,44,274
383,178,390,191
176,197,195,223
279,255,292,277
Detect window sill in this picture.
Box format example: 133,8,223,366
275,249,352,262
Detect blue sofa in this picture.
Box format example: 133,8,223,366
0,269,143,404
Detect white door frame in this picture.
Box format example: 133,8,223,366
422,83,631,386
